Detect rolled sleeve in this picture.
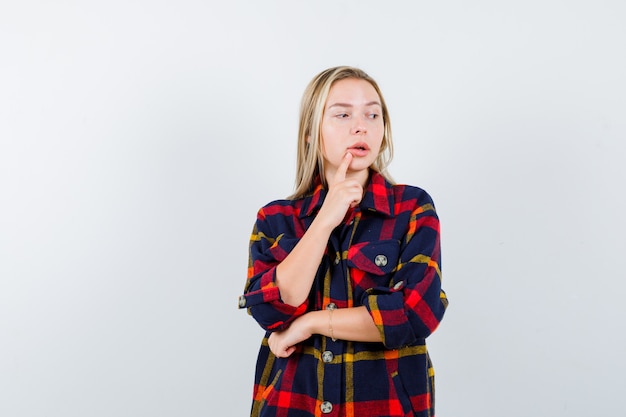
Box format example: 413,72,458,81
363,202,448,349
239,208,309,331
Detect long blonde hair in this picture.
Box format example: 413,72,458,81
289,66,394,199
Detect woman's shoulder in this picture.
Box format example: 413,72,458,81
261,191,311,208
389,182,436,207
370,172,435,206
255,197,304,219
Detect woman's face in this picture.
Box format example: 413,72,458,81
320,78,384,180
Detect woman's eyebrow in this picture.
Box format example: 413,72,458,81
327,101,381,109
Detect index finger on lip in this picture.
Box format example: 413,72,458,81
334,152,353,183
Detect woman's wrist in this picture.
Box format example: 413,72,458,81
309,214,337,236
305,310,329,337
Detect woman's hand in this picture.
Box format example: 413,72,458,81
317,153,363,229
268,314,313,358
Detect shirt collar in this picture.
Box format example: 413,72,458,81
299,171,395,219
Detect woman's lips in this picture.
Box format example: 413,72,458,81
348,143,369,157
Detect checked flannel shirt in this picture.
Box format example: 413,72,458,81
239,171,448,417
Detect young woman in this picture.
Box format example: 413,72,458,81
239,66,448,417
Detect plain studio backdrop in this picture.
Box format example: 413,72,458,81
1,1,624,416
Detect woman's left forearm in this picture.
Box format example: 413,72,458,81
268,306,382,357
307,306,381,343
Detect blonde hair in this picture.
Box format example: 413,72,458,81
289,66,394,199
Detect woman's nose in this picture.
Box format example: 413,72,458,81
350,116,367,135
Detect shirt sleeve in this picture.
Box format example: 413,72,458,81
238,207,309,331
362,195,448,349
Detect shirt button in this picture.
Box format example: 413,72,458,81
374,254,388,267
334,254,340,265
238,295,246,308
322,350,334,363
326,303,337,310
320,401,333,414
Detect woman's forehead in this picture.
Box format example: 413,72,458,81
326,78,381,107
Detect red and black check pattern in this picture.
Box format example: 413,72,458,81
241,171,448,417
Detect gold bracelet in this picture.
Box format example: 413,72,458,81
328,308,337,342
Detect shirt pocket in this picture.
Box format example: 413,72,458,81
347,239,400,276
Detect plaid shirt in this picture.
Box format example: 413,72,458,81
239,171,448,417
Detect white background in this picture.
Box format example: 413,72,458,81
1,1,625,416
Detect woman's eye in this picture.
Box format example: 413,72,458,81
368,113,380,119
336,113,349,118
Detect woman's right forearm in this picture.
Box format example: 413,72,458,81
275,218,334,307
277,153,362,307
